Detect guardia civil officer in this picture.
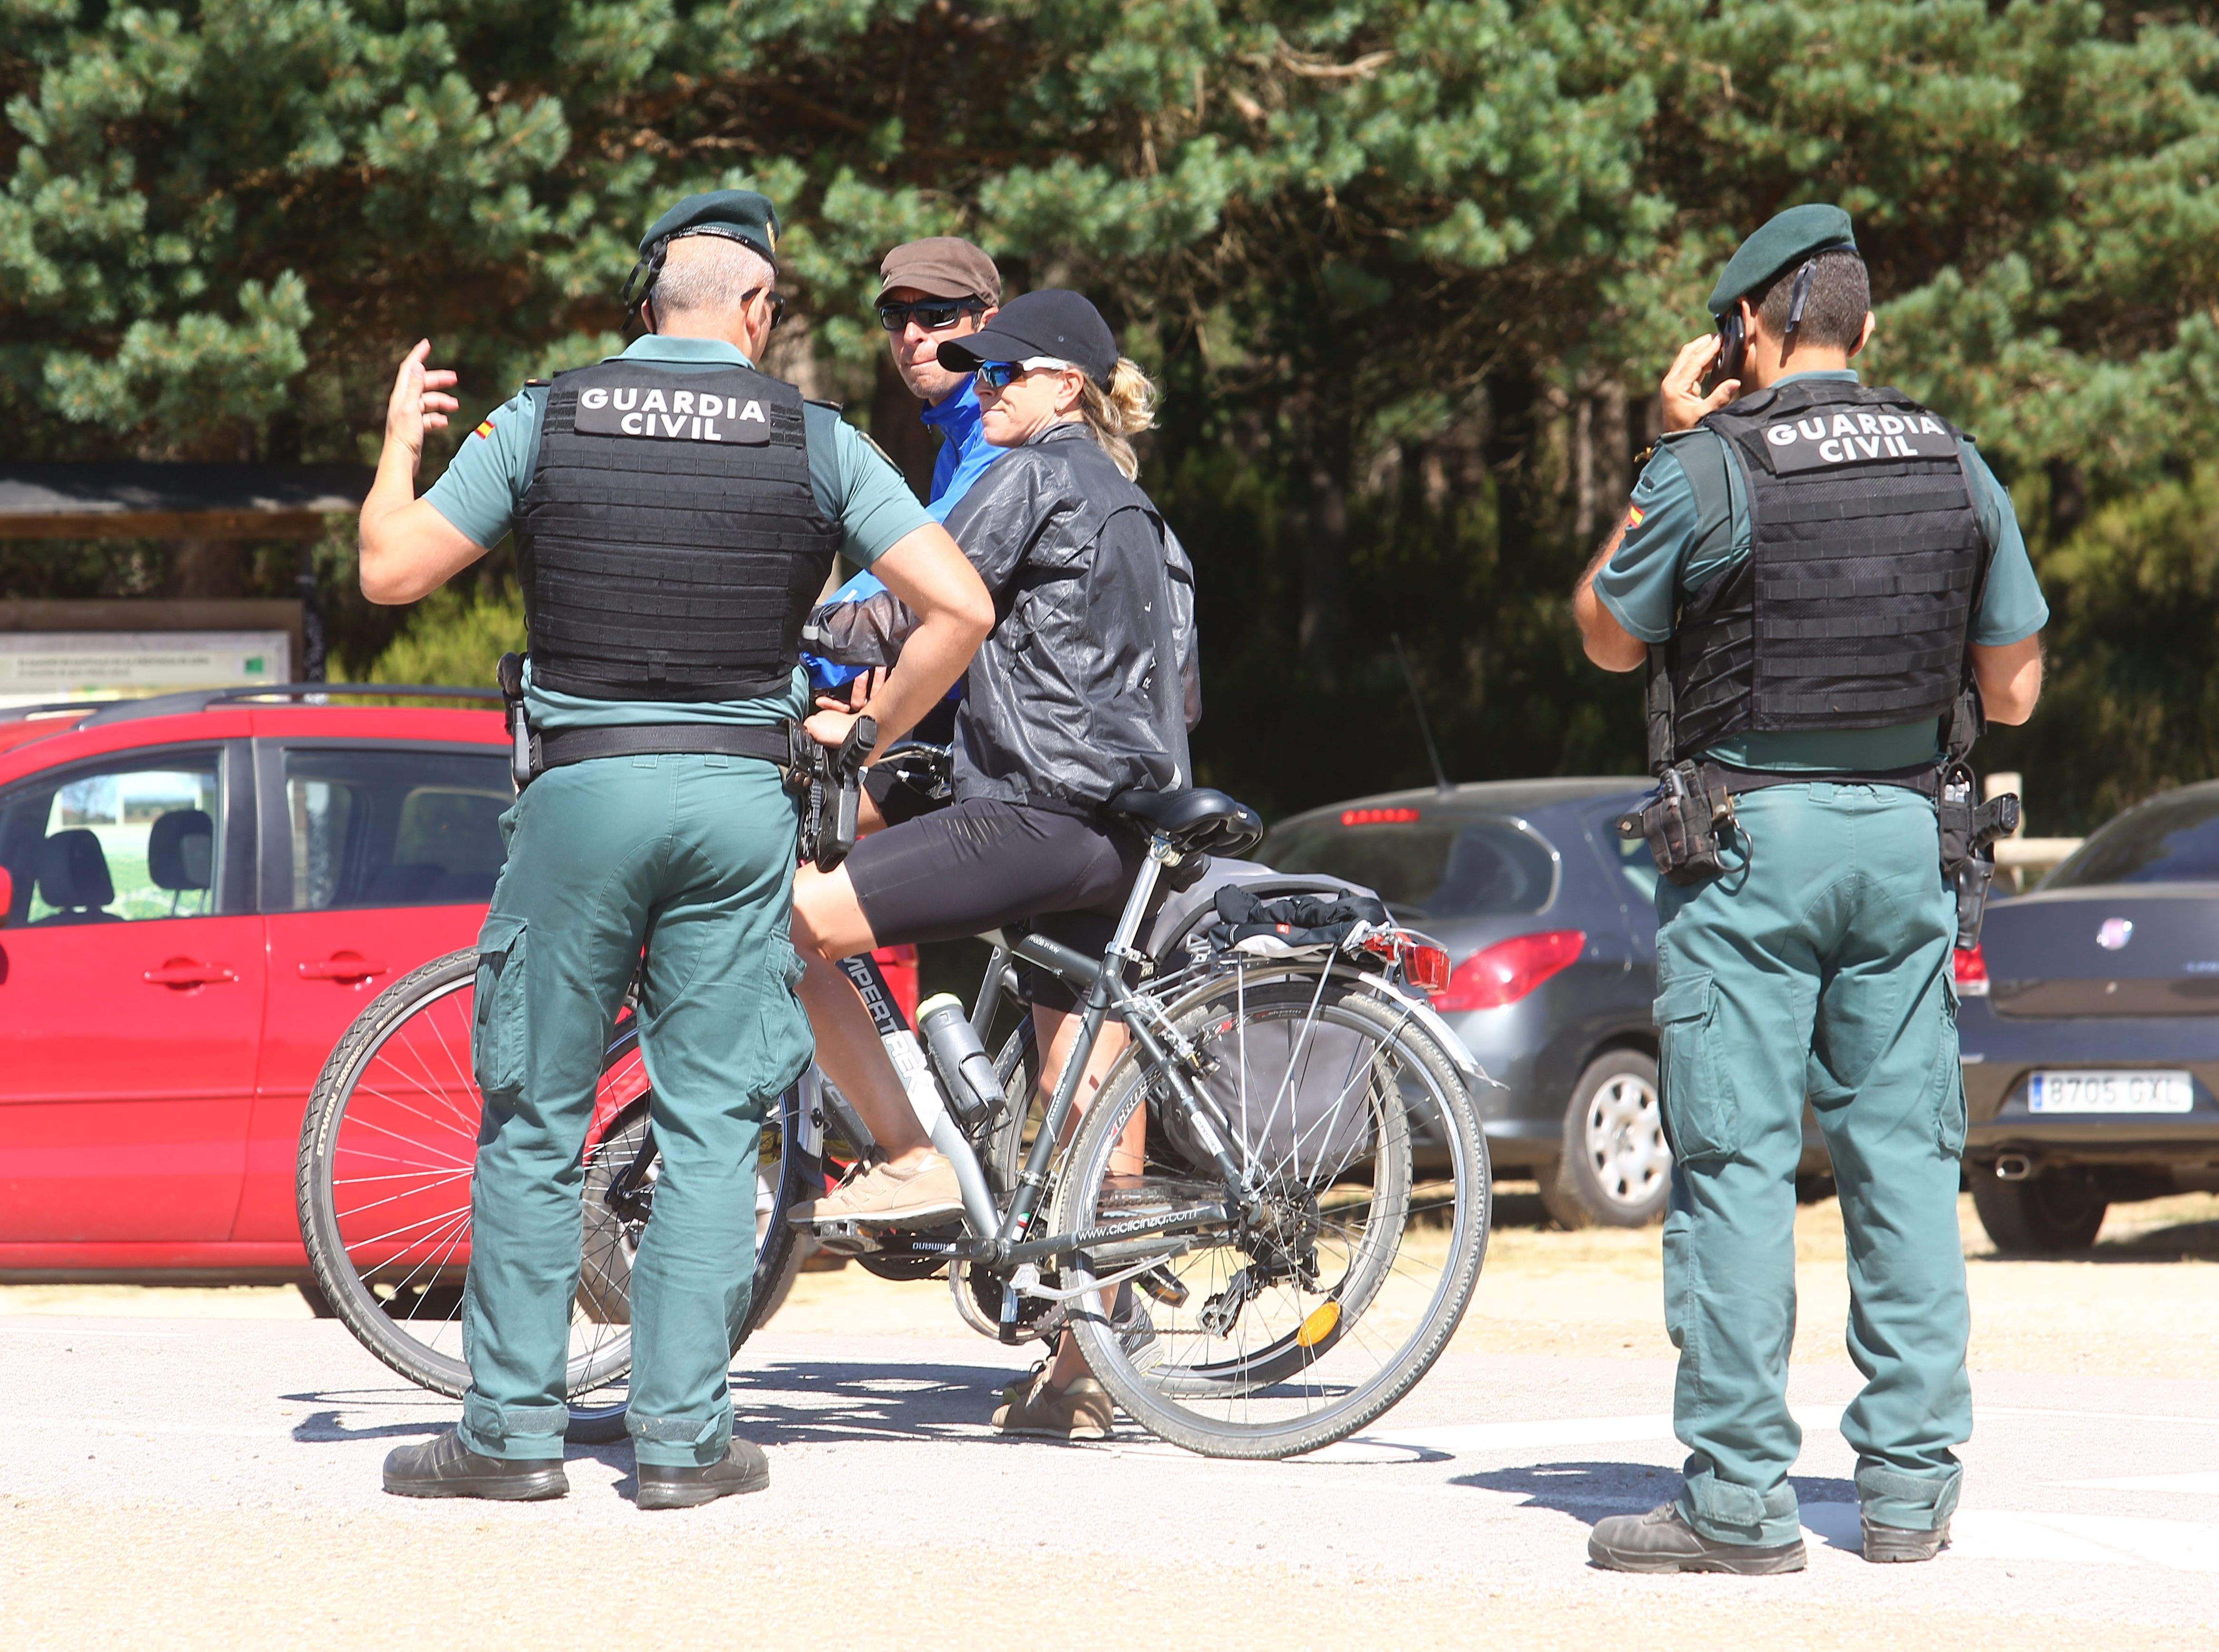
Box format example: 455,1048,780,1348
358,191,992,1507
1571,206,2047,1572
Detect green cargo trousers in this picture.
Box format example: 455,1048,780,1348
458,752,811,1469
1654,781,1970,1547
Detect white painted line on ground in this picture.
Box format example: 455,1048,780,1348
1951,1510,2219,1572
2061,1472,2219,1495
17,1414,425,1442
1978,1405,2219,1429
1347,1403,2219,1460
1801,1504,2219,1570
1341,1406,1846,1458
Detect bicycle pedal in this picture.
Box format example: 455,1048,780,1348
809,1220,884,1256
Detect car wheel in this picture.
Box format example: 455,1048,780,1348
1970,1168,2109,1254
1541,1049,1671,1229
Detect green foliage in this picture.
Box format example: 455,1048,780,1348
6,2,2219,825
364,583,525,693
1986,466,2219,831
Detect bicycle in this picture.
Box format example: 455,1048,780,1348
298,781,1494,1458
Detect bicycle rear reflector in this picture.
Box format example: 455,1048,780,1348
1297,1301,1342,1348
1432,930,1585,1012
1399,940,1452,993
1356,931,1452,992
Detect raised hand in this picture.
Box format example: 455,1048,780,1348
384,339,461,464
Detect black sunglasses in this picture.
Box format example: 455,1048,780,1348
876,297,987,333
741,286,787,331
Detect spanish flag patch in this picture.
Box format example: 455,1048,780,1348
1622,503,1645,532
473,419,495,440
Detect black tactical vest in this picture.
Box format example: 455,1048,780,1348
1660,380,1990,760
516,359,843,702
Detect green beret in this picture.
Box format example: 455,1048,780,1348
638,189,780,267
1708,204,1857,316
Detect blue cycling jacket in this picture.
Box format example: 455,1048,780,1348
804,380,1001,692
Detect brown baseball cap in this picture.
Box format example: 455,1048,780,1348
877,237,1001,304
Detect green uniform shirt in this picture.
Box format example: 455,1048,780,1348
423,334,932,731
1594,369,2049,772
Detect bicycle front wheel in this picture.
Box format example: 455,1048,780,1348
296,947,810,1442
1054,968,1489,1458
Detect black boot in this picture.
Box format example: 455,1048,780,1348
1863,1515,1949,1563
1588,1504,1807,1574
383,1428,567,1501
635,1438,771,1510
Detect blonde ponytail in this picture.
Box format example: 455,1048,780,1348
1076,356,1158,480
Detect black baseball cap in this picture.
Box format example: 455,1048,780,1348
935,289,1118,385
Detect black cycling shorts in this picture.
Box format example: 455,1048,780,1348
862,763,944,828
845,798,1141,1009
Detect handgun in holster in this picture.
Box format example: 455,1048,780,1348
1938,757,2021,950
495,651,537,791
788,715,877,873
1617,760,1738,887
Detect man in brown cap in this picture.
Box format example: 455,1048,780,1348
875,236,1005,516
806,238,1005,781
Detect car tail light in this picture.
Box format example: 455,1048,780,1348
1953,945,1989,997
1433,930,1585,1012
1341,806,1422,826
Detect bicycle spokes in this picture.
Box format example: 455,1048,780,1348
1055,971,1488,1455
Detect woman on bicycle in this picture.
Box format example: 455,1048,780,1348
790,288,1189,1438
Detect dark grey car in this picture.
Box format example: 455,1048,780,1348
1960,780,2219,1252
1264,779,1671,1226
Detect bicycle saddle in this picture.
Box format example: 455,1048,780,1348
1109,787,1267,857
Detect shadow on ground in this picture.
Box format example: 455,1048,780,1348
278,1355,1024,1453
727,1356,1025,1444
1453,1461,1857,1537
1971,1217,2219,1266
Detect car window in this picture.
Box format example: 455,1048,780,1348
2047,789,2219,888
1263,809,1556,920
0,751,224,926
282,747,511,910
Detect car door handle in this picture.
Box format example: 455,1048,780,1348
144,958,238,988
298,954,389,982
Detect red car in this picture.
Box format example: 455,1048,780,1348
0,689,511,1279
0,686,919,1284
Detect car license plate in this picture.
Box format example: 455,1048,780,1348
2027,1070,2196,1114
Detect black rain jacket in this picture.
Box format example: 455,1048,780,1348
948,423,1193,810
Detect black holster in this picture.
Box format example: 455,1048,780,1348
496,651,535,791
1617,760,1738,887
1938,760,2020,949
788,716,877,873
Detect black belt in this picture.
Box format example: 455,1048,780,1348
1702,760,1943,801
533,722,792,775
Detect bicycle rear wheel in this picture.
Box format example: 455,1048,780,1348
1055,968,1488,1458
296,947,811,1442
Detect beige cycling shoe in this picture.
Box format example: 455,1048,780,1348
993,1370,1114,1441
791,1153,965,1228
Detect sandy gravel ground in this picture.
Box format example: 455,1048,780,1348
5,1187,2216,1651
